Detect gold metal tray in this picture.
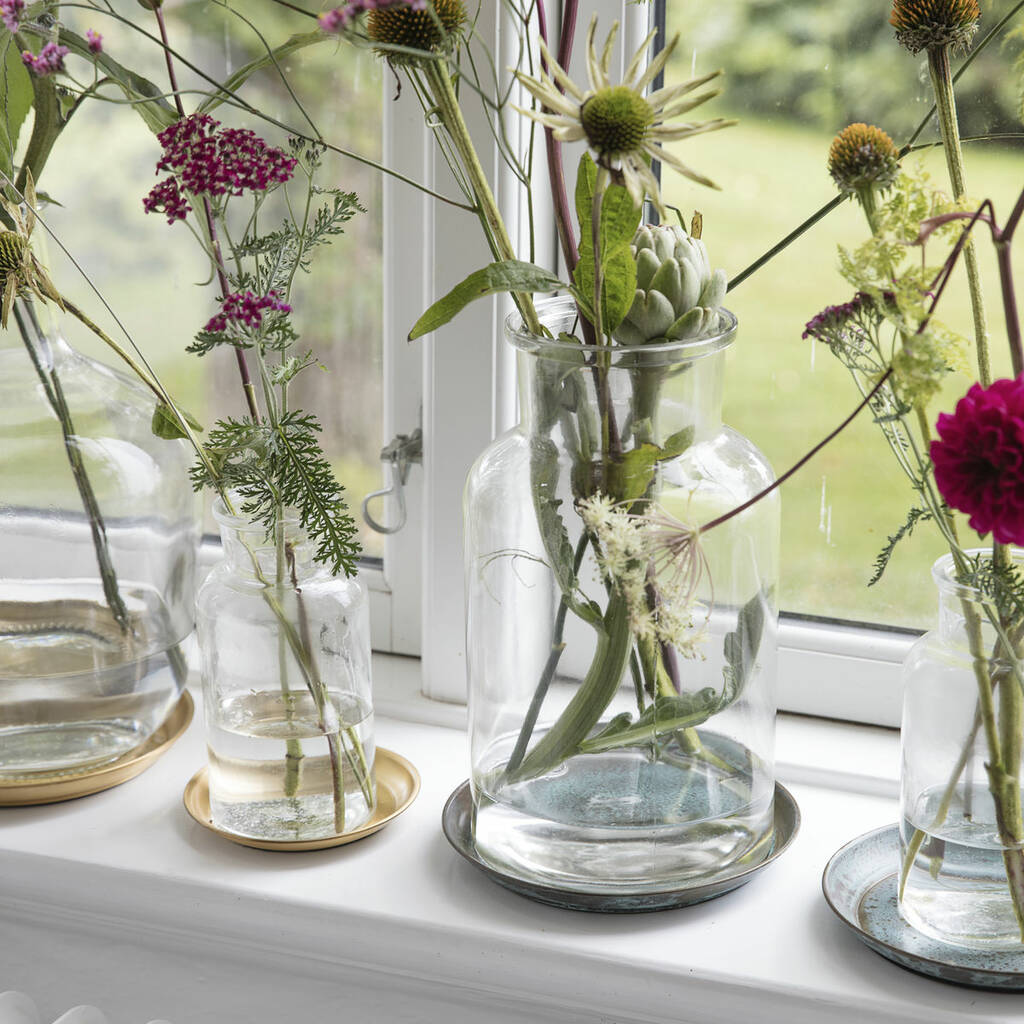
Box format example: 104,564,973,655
0,690,194,806
182,746,420,851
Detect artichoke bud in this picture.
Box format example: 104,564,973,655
616,224,727,346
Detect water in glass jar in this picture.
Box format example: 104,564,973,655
208,689,375,841
0,596,183,777
900,782,1024,949
475,733,773,892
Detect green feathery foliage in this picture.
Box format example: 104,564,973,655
869,506,935,586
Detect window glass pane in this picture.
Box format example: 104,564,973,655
663,0,1023,627
38,8,385,557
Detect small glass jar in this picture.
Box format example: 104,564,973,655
0,303,197,776
464,297,780,893
197,500,375,841
900,550,1024,948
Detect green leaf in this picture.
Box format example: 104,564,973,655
0,34,34,188
151,402,203,440
578,688,720,754
869,506,933,587
509,592,633,782
54,29,178,134
720,588,771,710
606,427,695,503
572,153,642,332
198,32,327,115
530,438,601,627
409,260,564,340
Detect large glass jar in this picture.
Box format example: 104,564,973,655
899,550,1024,949
197,500,375,841
464,296,780,893
0,303,197,776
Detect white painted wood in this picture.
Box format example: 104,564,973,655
1,679,1020,1024
379,59,429,657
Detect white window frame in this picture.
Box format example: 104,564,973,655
373,0,919,726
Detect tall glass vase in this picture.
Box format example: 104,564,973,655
0,300,197,776
196,500,376,841
464,296,780,893
899,550,1024,948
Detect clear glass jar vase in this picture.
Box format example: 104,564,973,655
464,296,780,893
0,301,197,777
899,550,1024,948
197,500,376,841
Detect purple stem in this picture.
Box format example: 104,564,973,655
536,1,578,272
154,7,261,422
919,191,1024,377
701,369,894,534
997,189,1024,376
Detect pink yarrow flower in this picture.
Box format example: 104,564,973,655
86,29,103,54
143,114,297,221
142,177,191,224
318,0,426,32
0,0,24,33
204,290,292,334
931,377,1024,545
22,41,69,76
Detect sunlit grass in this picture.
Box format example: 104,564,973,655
666,113,1024,626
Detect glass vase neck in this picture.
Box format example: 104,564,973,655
507,296,736,440
214,499,317,582
933,549,1024,642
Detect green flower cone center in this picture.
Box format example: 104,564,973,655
0,231,26,274
580,86,653,157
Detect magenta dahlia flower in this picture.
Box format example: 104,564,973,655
931,377,1024,544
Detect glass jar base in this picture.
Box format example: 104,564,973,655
899,889,1024,950
899,813,1024,950
474,747,773,893
0,720,155,777
211,791,374,841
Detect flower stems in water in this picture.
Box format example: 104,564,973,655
12,299,131,635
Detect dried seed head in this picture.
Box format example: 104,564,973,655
579,86,654,158
367,0,467,64
828,123,900,195
0,229,26,282
890,0,980,55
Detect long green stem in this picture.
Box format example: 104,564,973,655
276,522,303,799
421,57,541,335
927,45,991,386
13,300,130,634
505,534,589,775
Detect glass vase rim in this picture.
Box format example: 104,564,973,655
931,547,1024,601
212,495,303,533
504,295,737,361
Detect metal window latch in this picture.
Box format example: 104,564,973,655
361,428,423,535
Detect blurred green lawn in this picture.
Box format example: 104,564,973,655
665,113,1024,627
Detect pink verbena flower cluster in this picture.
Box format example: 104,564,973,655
22,41,69,76
931,377,1024,546
0,0,24,33
86,29,103,54
143,114,297,223
318,0,426,32
204,290,292,334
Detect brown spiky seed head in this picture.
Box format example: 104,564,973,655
0,231,26,272
367,0,467,64
828,123,900,195
890,0,980,54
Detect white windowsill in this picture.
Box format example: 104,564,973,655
2,654,1019,1024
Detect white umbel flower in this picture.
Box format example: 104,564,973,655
515,18,734,214
578,494,709,656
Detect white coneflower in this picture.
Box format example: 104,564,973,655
578,494,709,656
515,17,734,214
